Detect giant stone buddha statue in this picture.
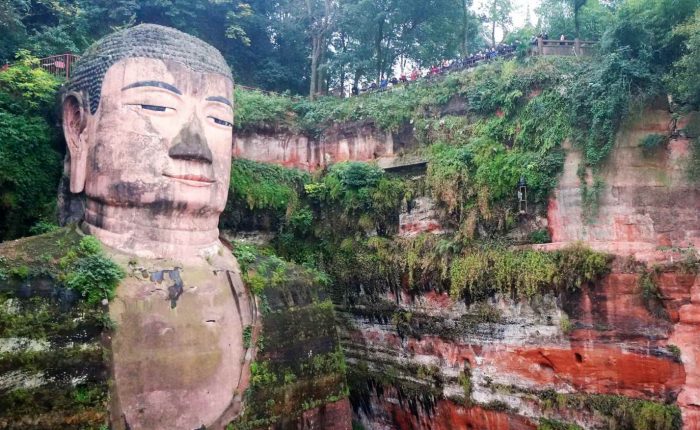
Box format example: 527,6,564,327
60,24,256,429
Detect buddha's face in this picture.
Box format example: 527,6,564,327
70,57,234,217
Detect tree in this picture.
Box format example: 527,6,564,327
572,0,587,39
536,0,613,40
0,0,27,62
304,0,335,99
0,52,62,239
482,0,512,48
456,0,483,55
601,0,699,69
665,9,700,108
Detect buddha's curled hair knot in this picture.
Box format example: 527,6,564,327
65,24,233,114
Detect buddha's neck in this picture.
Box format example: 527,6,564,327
82,200,222,261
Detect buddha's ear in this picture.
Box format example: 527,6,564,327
62,92,89,193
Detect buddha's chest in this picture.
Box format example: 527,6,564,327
108,264,256,429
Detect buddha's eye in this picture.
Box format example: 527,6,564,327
209,116,233,128
141,104,168,112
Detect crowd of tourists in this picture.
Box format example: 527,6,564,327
350,41,519,96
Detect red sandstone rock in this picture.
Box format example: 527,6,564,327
399,197,448,237
390,401,536,430
669,276,700,428
543,110,700,263
298,399,353,430
233,124,395,172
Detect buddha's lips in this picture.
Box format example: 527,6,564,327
163,173,215,185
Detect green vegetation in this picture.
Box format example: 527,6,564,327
59,236,125,305
320,231,611,307
560,313,573,334
231,246,347,429
0,228,124,306
458,368,473,405
0,234,112,428
540,391,682,430
667,344,682,361
0,295,111,340
640,133,668,156
0,52,62,241
233,88,297,132
450,243,611,301
305,162,405,236
530,229,552,244
243,325,253,349
664,8,700,109
538,419,583,430
220,158,613,306
229,52,664,225
638,270,667,319
223,159,310,232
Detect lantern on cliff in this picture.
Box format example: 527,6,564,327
517,176,527,215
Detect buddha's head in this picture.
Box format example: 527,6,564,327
62,24,234,258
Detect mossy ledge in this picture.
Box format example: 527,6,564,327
0,226,121,430
228,244,348,429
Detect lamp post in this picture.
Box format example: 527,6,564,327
517,176,527,215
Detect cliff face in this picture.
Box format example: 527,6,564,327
227,104,700,428
542,108,700,262
233,122,412,172
336,108,699,429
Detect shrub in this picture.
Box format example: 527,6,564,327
640,133,667,156
530,229,552,244
222,159,309,232
233,243,258,272
61,237,124,305
450,244,610,302
234,88,296,131
548,393,682,430
538,419,583,430
28,220,59,235
308,162,405,236
638,270,668,319
230,159,309,213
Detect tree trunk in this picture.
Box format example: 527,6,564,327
375,20,384,83
317,43,326,96
491,20,496,48
309,36,321,99
339,32,346,97
460,0,468,55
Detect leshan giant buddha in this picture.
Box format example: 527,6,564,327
61,24,256,429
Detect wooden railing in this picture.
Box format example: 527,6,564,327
38,54,80,79
530,38,596,57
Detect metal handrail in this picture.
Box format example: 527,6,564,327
38,53,80,79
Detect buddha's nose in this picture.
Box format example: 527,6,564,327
168,114,213,164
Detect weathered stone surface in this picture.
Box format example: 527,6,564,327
541,109,700,262
230,254,350,430
399,196,447,237
298,399,353,430
355,387,536,430
341,267,692,428
233,122,401,172
107,249,255,430
669,275,700,428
